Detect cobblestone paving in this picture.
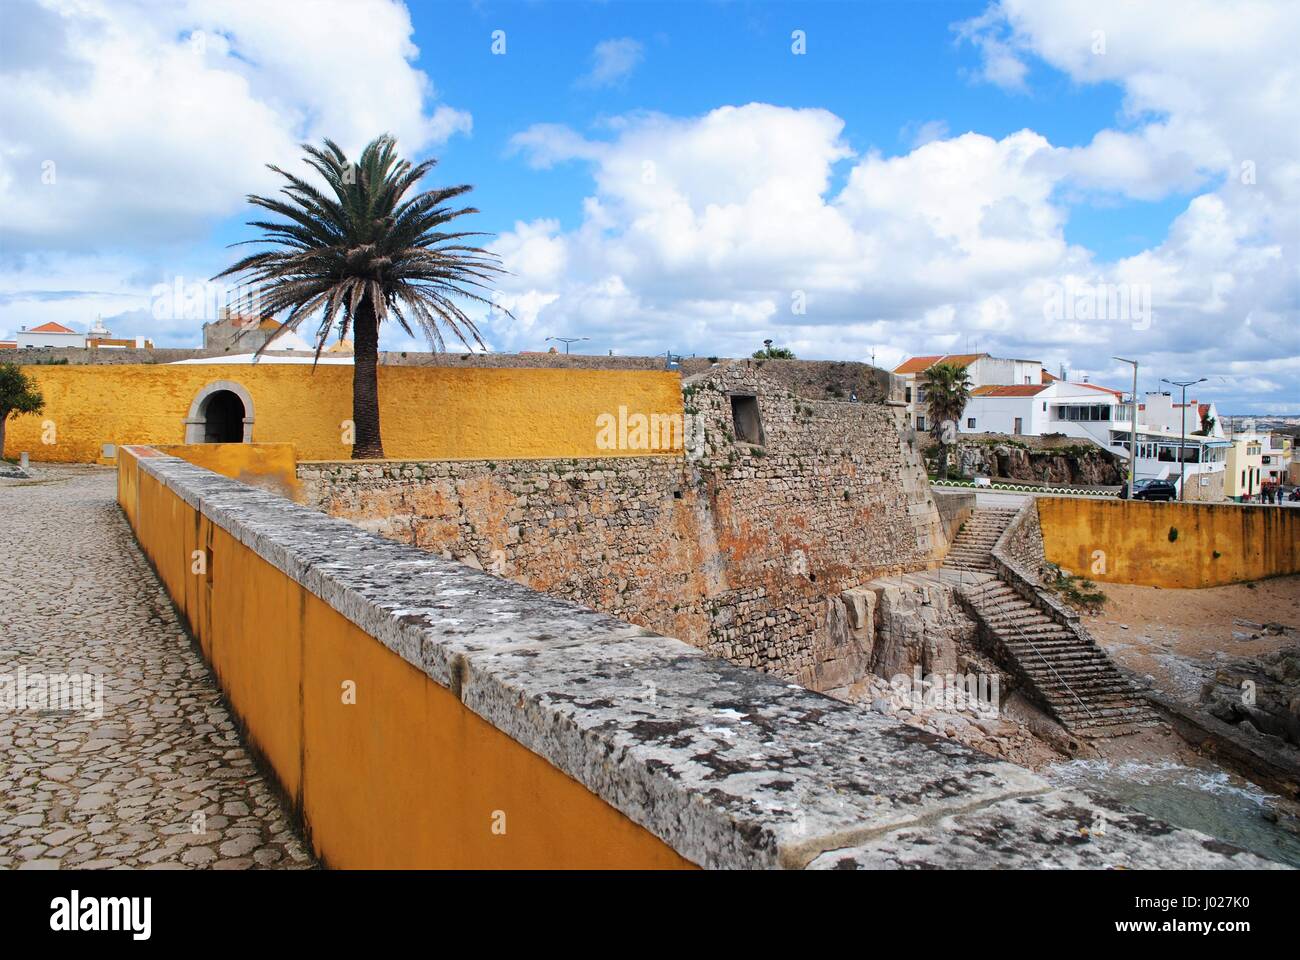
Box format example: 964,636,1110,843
0,466,314,870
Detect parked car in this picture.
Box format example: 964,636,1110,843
1118,478,1178,501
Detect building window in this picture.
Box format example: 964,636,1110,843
1052,404,1113,422
916,415,926,431
966,418,976,429
904,386,912,403
729,394,765,446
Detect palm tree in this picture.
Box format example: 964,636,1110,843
920,362,972,480
215,135,508,458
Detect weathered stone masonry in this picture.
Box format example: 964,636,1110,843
298,362,944,685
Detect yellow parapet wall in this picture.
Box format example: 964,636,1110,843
116,445,694,869
155,443,302,502
1038,496,1300,588
7,363,685,463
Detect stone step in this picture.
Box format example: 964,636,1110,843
1035,684,1135,702
1028,658,1123,671
1001,626,1077,641
969,584,1017,598
1036,682,1139,700
1006,642,1105,656
986,611,1053,627
1049,691,1146,708
1052,696,1148,712
1003,638,1082,651
983,605,1048,620
1026,666,1128,682
1056,704,1155,723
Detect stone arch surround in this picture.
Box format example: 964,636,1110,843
183,379,255,444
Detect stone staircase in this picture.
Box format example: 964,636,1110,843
941,505,1158,737
962,578,1160,736
941,507,1019,573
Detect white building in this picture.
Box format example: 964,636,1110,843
893,353,1043,431
960,379,1228,498
16,321,85,348
1139,391,1223,439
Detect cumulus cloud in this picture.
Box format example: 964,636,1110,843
487,1,1299,410
0,0,471,347
0,0,469,253
576,38,644,89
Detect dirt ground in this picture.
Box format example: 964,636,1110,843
1085,574,1300,704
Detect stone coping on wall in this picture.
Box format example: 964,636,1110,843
128,448,1284,869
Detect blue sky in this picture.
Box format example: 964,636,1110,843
216,1,1156,258
2,0,1297,412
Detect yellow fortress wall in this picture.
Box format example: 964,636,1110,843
7,364,684,463
154,443,302,501
1038,496,1300,588
116,445,694,869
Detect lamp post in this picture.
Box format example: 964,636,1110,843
1114,357,1139,499
1162,376,1207,501
545,336,589,354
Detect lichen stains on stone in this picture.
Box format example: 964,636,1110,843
625,719,694,742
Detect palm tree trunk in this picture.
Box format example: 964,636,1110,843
351,296,385,460
938,444,949,480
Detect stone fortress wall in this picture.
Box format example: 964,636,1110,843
300,361,942,685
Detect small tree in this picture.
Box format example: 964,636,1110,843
0,363,45,459
1197,411,1216,436
753,340,796,360
920,362,972,480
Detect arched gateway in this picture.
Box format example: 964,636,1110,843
184,381,254,443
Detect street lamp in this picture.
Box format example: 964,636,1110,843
1162,376,1207,501
545,336,590,354
1114,357,1139,500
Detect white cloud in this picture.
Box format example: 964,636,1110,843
576,38,644,89
0,0,469,253
490,0,1299,411
0,0,471,347
901,119,950,148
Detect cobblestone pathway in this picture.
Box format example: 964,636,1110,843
0,465,313,870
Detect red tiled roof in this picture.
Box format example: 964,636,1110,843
1042,370,1059,383
0,341,16,349
971,384,1047,398
28,321,77,334
1199,403,1211,417
1073,381,1124,398
893,353,987,375
893,355,944,374
940,353,985,368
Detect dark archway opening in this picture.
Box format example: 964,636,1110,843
202,390,245,443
